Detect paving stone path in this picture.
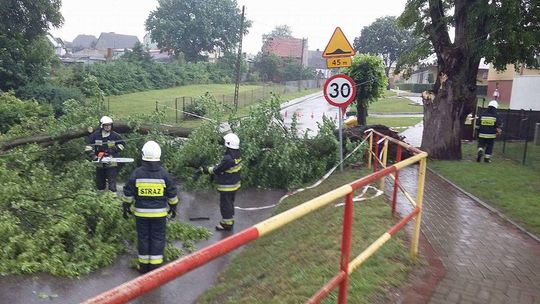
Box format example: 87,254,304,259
394,167,540,304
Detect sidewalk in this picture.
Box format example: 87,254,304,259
396,125,540,304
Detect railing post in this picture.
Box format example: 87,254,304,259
155,101,158,112
410,157,427,260
367,132,373,170
182,97,186,119
338,193,354,304
379,138,389,190
373,134,379,173
391,145,402,215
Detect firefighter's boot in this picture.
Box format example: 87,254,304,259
137,263,150,274
215,219,234,231
476,148,484,162
484,155,492,163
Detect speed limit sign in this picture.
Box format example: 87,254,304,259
323,74,356,108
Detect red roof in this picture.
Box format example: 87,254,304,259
262,37,304,58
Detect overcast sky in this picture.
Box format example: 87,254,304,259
51,0,408,54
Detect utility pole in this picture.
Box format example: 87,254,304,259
233,5,245,112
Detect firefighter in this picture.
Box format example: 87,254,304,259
122,141,179,274
476,100,502,163
194,133,241,231
85,116,125,192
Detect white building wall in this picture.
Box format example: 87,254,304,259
509,75,540,110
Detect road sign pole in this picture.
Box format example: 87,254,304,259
339,108,343,171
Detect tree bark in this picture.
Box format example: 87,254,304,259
356,103,368,126
420,0,485,160
0,122,192,151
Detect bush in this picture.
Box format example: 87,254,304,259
0,92,53,134
15,83,84,116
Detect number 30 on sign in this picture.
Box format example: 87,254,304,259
323,74,357,108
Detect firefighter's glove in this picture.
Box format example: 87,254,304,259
122,203,132,219
192,168,203,181
496,127,502,135
168,204,177,219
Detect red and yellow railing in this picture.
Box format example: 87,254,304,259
83,129,427,304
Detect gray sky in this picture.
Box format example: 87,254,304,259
51,0,408,54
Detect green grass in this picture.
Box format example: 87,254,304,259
367,116,422,128
428,142,540,235
495,141,540,167
107,84,258,115
199,168,416,304
369,97,423,113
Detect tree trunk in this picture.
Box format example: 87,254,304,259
356,103,368,126
0,122,192,151
421,57,479,160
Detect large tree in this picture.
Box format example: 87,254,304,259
398,0,540,160
145,0,250,62
0,0,63,90
353,16,417,77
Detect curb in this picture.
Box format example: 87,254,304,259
427,167,540,243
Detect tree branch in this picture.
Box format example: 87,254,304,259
0,122,193,151
426,0,452,54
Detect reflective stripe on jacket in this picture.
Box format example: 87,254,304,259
207,148,241,192
476,109,500,139
123,161,178,218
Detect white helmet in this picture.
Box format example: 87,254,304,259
100,116,113,128
142,141,161,161
488,100,498,109
223,133,240,149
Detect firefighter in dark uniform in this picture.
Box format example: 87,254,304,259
85,116,125,192
122,141,179,274
195,133,241,231
476,100,502,163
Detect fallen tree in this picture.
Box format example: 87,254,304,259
0,122,192,151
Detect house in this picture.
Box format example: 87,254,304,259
401,63,489,92
94,32,139,51
402,65,438,84
47,34,67,56
72,34,98,51
487,63,540,105
262,36,308,66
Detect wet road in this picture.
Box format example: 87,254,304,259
280,91,341,137
0,188,285,304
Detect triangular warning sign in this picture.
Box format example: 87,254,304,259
322,27,356,58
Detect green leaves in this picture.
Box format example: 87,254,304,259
145,0,249,62
353,16,418,75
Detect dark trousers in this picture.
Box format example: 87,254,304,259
478,137,495,156
219,191,236,220
95,166,118,192
136,217,167,267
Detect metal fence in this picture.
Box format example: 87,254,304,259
477,107,540,167
129,80,323,124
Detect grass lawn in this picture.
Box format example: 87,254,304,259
107,83,271,118
369,97,423,113
367,116,423,128
494,141,540,168
428,142,540,235
199,168,417,304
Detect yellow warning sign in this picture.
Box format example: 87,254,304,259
322,27,356,58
